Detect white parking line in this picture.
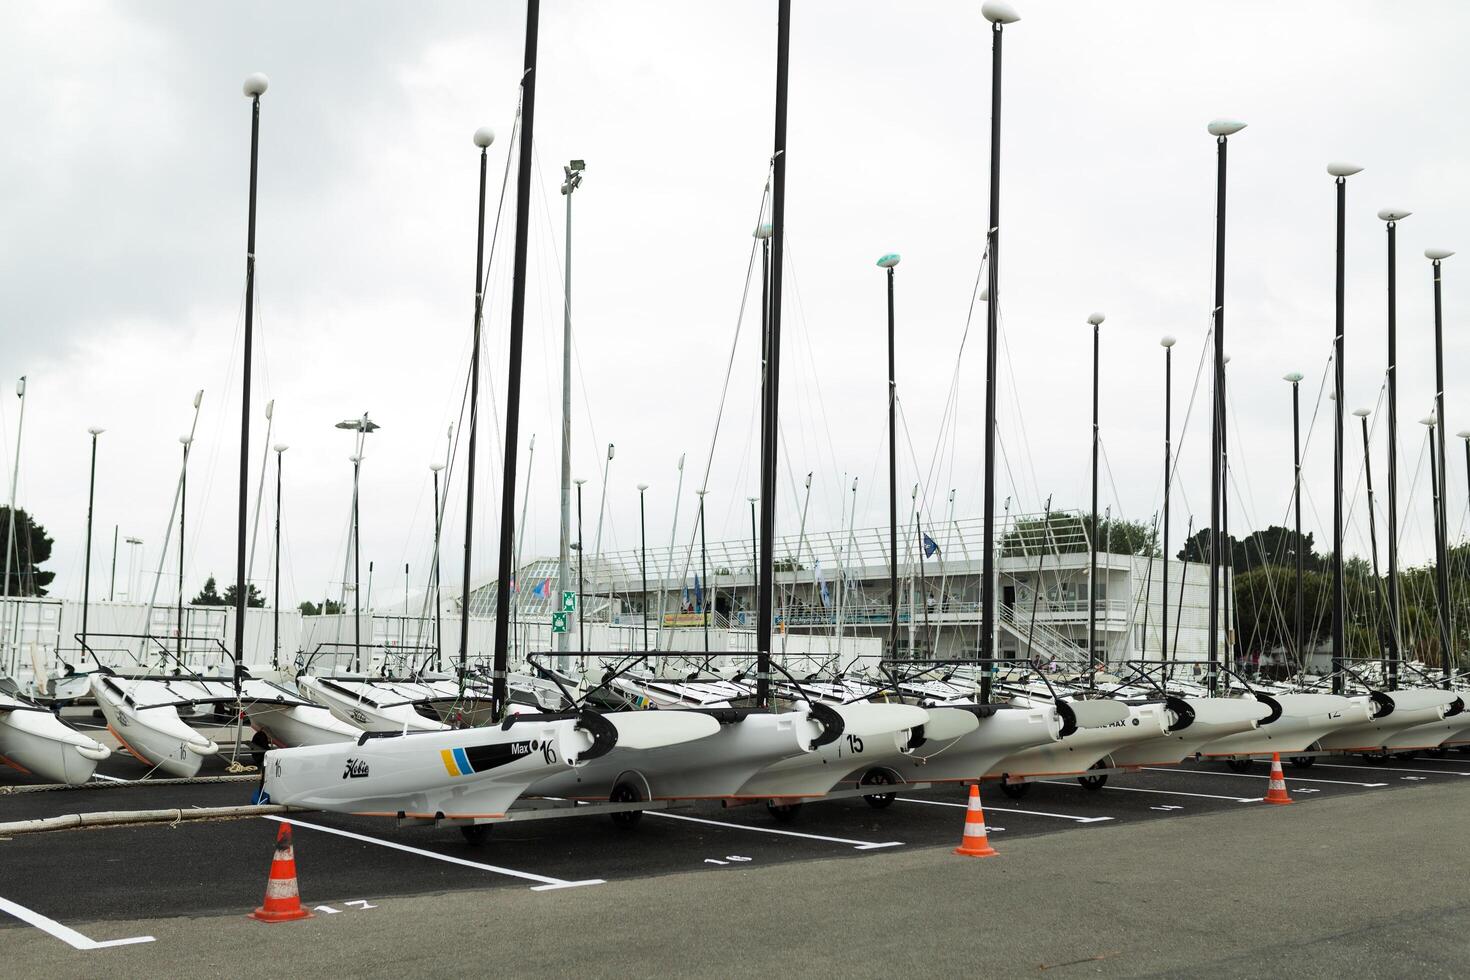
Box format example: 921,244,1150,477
264,816,603,891
896,797,1113,823
0,895,154,950
1311,762,1470,776
1038,781,1258,803
644,811,903,849
1145,767,1387,788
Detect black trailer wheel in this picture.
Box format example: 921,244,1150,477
767,800,802,824
249,730,270,766
610,781,644,828
1288,756,1315,769
1225,758,1254,773
860,769,897,809
1078,762,1108,791
998,779,1030,800
460,824,491,845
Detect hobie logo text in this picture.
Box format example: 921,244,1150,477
342,758,370,780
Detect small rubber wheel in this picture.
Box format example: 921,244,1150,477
1225,758,1254,773
1078,763,1108,792
860,769,897,809
1288,756,1315,769
767,800,802,824
998,779,1030,800
609,781,644,827
460,824,491,845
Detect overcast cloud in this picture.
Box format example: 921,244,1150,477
4,0,1470,610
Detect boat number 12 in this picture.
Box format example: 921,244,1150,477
845,734,864,755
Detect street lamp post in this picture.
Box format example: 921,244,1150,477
336,413,379,673
1354,408,1387,675
178,435,192,667
558,160,584,661
81,427,104,659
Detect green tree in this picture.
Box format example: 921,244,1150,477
222,582,265,608
1000,513,1158,558
299,599,344,616
0,507,54,596
192,575,225,605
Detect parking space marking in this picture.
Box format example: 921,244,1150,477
264,817,604,891
1311,762,1470,776
1038,781,1258,803
896,797,1112,823
0,895,155,950
1144,768,1387,788
644,811,902,850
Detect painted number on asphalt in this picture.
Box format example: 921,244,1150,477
1150,805,1184,811
312,900,378,914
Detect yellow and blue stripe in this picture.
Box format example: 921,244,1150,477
440,747,473,777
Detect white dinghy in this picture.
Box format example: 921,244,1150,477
1107,696,1274,767
90,674,219,777
0,692,111,784
297,675,449,733
1199,692,1373,759
985,698,1170,784
1314,687,1460,754
884,701,1064,786
1383,697,1470,751
729,700,930,802
243,680,362,749
261,707,719,820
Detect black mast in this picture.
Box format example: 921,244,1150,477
882,254,901,658
234,74,267,698
489,0,542,717
1429,248,1454,685
1383,208,1408,691
979,3,1018,702
756,0,791,710
1329,162,1361,694
1160,337,1174,661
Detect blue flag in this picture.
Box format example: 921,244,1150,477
815,560,832,608
922,533,940,558
694,574,704,612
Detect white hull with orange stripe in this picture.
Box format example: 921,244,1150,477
89,674,219,777
0,693,111,784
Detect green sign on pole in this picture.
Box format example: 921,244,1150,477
561,591,577,613
551,611,568,633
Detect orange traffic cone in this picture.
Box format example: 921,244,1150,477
1263,753,1294,806
250,822,314,922
953,783,999,858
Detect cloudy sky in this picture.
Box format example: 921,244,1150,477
5,0,1470,610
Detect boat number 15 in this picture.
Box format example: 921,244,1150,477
845,734,864,754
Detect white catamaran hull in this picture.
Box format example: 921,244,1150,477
1315,689,1459,753
297,676,448,734
0,699,111,784
986,701,1170,779
732,703,930,800
1199,693,1371,758
263,709,720,818
887,703,1064,784
528,709,817,801
90,675,219,778
249,701,362,748
1108,697,1273,767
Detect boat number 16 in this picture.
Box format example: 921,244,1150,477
845,734,864,754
